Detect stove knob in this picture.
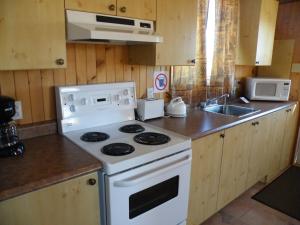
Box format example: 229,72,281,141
80,98,87,105
68,94,74,102
115,94,120,101
69,105,76,112
123,89,129,96
124,98,130,105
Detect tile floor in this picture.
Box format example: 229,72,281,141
201,183,300,225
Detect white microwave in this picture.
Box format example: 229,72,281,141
246,77,291,101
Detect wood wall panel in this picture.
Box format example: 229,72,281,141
75,44,87,85
96,45,107,83
28,70,45,123
115,46,125,82
41,70,55,121
131,65,140,97
275,2,300,64
14,71,32,125
0,44,168,125
53,69,66,86
0,71,16,98
86,45,97,84
274,1,300,101
65,44,77,85
106,46,116,83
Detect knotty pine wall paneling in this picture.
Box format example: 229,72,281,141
274,2,300,101
0,44,169,125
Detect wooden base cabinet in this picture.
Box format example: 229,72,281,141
265,110,287,181
187,104,298,225
217,122,253,210
187,132,224,225
0,172,100,225
280,104,299,170
246,116,272,189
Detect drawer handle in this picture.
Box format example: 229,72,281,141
108,4,115,11
286,109,292,112
220,134,225,138
114,154,191,187
252,122,256,126
120,6,127,13
56,58,65,65
87,178,97,186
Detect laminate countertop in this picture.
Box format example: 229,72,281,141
147,101,297,140
0,101,296,202
0,135,102,202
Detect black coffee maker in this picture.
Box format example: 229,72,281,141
0,96,25,157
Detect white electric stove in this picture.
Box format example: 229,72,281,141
55,82,192,225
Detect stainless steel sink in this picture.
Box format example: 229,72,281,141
202,104,261,118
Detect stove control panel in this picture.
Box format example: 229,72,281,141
56,83,136,119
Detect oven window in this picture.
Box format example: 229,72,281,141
129,176,179,219
255,83,277,96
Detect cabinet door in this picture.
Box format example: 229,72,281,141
65,0,117,15
0,173,100,225
117,0,156,20
255,0,279,65
0,0,66,70
236,0,278,66
246,116,272,189
187,132,224,225
280,104,299,170
156,0,197,65
266,110,287,181
217,122,252,210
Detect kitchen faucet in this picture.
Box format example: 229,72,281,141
200,93,230,108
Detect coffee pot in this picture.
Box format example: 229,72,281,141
0,96,25,157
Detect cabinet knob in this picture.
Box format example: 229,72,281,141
252,122,256,126
120,6,127,13
56,58,65,66
255,61,259,64
220,134,225,138
189,59,196,64
87,178,97,186
108,4,115,11
286,109,292,113
256,121,259,125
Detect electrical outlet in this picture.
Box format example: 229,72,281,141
12,101,23,120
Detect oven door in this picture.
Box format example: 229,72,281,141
105,149,192,225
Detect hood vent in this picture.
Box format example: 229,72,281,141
66,10,163,44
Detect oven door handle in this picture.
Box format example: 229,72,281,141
113,154,191,187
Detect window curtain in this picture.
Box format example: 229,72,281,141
171,0,239,105
210,0,239,95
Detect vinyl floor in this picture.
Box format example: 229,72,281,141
201,183,300,225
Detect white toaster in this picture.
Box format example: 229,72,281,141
137,98,164,121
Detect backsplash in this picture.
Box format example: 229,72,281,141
0,44,170,125
0,43,253,126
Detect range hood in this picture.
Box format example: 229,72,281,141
66,10,163,44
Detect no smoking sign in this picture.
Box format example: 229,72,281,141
153,71,169,93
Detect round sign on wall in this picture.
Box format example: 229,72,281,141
153,71,169,93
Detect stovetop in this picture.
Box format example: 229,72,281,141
64,120,191,175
